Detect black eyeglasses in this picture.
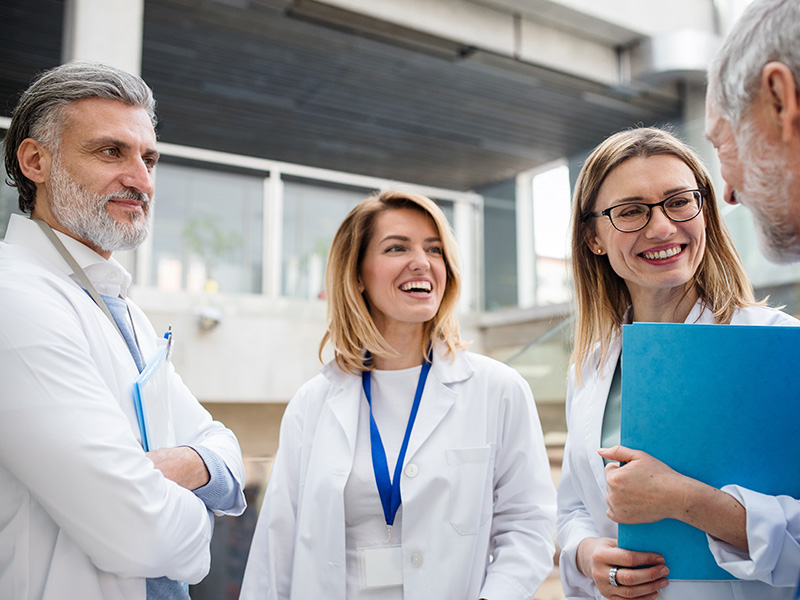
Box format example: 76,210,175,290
582,188,706,233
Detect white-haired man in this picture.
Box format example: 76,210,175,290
706,0,800,262
705,0,800,592
0,62,246,600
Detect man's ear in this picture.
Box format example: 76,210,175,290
761,61,800,143
17,138,52,184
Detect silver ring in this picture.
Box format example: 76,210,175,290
609,566,620,587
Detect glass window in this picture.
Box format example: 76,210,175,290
479,179,518,310
281,180,367,300
436,199,454,234
151,162,264,294
532,164,572,305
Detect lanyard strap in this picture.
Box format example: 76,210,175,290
361,354,432,531
32,219,127,344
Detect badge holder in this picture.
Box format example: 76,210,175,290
358,543,403,589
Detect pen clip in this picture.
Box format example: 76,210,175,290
164,325,173,361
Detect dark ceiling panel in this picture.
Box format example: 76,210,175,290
141,0,682,190
0,0,63,117
0,0,682,191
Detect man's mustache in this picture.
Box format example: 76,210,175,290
104,189,151,205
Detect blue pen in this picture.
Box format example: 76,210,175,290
164,325,173,361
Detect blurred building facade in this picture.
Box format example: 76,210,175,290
2,1,799,597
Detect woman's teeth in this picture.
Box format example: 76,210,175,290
643,246,682,260
400,281,431,292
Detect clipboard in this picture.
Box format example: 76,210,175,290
618,322,800,580
132,337,174,451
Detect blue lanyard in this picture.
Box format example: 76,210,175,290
361,355,432,536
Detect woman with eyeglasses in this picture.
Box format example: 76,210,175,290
557,127,799,600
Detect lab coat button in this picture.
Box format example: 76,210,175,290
410,552,424,567
404,463,419,478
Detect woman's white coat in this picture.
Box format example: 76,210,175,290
557,301,799,600
241,346,557,600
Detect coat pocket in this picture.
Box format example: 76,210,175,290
445,445,495,535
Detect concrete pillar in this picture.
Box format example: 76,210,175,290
62,0,147,275
680,81,711,162
516,171,535,308
62,0,145,75
264,172,285,300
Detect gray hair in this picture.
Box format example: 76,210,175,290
3,61,157,213
708,0,800,127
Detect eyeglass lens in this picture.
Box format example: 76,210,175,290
609,191,702,232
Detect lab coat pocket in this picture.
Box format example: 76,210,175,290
446,444,496,535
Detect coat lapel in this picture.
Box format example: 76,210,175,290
322,362,362,457
404,347,473,462
586,339,621,495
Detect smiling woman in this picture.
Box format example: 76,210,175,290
240,189,558,600
355,207,447,366
582,153,708,322
319,190,463,375
557,127,800,600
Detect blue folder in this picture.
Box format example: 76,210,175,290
132,343,170,452
618,322,800,580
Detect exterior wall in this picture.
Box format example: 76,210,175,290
311,0,720,86
7,2,799,598
13,0,793,424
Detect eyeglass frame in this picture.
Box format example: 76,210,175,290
581,188,707,233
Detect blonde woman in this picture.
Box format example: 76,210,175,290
557,127,799,600
241,190,556,600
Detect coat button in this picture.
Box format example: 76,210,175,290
410,552,424,567
404,463,419,478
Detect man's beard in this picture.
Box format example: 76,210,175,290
736,119,800,263
48,156,152,253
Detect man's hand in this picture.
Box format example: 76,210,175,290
146,446,210,491
599,445,749,550
599,445,687,524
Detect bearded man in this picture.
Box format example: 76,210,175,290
706,0,800,263
0,61,246,600
705,0,800,593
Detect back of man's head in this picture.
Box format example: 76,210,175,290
708,0,800,128
3,61,157,213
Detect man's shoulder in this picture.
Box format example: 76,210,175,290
732,304,800,327
0,241,84,318
0,241,70,289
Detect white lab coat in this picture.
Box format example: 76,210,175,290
0,215,246,600
557,301,799,600
240,346,557,600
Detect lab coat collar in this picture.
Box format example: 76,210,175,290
319,341,475,387
319,342,476,459
623,298,711,326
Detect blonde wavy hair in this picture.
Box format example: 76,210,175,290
320,189,465,374
570,127,758,377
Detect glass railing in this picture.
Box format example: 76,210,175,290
505,315,573,446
